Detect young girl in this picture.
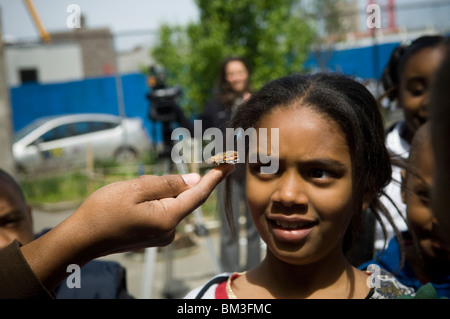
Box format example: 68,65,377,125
185,73,415,299
376,35,449,252
361,123,450,298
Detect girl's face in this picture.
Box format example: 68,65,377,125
402,143,450,261
225,60,249,93
0,182,34,249
246,106,355,266
399,46,446,141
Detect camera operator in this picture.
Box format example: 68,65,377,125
146,66,194,158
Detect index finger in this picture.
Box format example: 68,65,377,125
134,173,199,202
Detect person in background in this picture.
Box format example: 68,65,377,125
375,35,449,253
201,56,261,273
360,123,450,298
146,57,261,273
0,164,234,298
0,169,133,298
429,44,450,243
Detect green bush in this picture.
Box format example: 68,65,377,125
20,171,106,204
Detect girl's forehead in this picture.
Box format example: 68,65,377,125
403,46,446,75
253,106,349,158
257,105,338,131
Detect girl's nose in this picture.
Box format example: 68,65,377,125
271,170,308,207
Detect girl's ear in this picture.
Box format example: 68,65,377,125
400,169,407,204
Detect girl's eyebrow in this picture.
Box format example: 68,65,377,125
247,154,347,170
299,158,347,170
406,76,426,83
0,209,22,222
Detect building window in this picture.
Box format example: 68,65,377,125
19,68,39,84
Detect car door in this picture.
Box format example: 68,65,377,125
58,118,124,165
77,120,123,161
34,122,87,170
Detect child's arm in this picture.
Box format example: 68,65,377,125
3,165,234,297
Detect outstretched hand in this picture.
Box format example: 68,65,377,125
21,164,235,291
75,164,235,255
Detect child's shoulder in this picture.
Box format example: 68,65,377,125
186,267,417,299
366,264,416,299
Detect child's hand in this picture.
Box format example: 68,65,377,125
21,164,234,291
73,164,235,256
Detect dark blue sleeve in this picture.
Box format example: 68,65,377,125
55,260,134,299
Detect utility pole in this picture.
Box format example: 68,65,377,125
0,7,17,177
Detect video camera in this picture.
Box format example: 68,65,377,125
146,65,182,124
146,65,185,157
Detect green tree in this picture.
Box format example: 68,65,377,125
151,0,315,116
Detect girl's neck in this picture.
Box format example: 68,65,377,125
235,248,370,299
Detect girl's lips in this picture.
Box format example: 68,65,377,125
267,216,318,243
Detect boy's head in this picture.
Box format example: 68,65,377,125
0,169,34,248
401,123,450,260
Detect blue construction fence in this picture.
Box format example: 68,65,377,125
304,40,399,79
10,73,163,143
304,31,450,77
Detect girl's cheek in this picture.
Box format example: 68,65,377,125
246,182,270,216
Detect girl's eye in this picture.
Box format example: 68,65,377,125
248,162,277,180
409,88,425,97
406,81,426,97
310,168,332,179
415,190,430,206
0,217,21,229
307,168,337,186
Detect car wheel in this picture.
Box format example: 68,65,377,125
115,147,137,163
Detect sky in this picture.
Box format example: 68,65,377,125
0,0,200,50
1,0,449,51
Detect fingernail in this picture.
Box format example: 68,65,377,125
182,173,201,186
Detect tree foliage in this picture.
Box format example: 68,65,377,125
151,0,315,116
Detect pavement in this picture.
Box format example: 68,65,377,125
31,205,242,299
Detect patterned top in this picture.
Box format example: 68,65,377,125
365,264,416,299
185,265,416,299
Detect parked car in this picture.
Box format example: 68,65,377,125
13,113,152,173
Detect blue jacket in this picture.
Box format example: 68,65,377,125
359,232,450,298
55,259,133,299
36,229,133,299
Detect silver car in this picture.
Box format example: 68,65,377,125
13,113,152,173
